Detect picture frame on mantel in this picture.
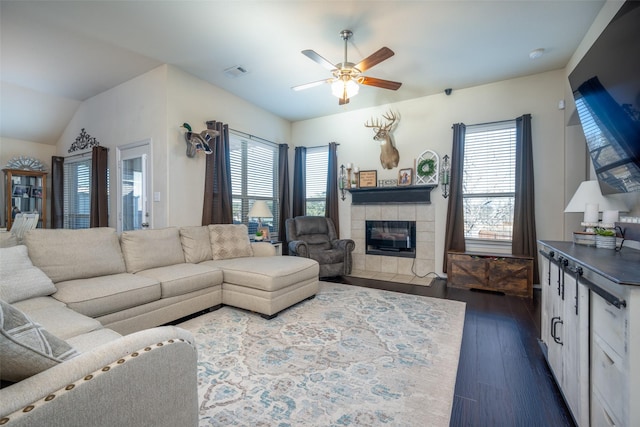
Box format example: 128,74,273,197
398,168,413,186
358,170,377,188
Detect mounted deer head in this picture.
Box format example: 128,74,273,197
364,110,399,169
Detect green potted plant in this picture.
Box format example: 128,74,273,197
594,227,616,249
254,230,264,241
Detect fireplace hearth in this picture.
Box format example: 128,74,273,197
366,220,416,258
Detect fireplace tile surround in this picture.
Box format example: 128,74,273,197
350,203,435,286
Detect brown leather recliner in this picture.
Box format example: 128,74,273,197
285,216,355,278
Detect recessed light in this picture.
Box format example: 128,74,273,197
529,48,545,59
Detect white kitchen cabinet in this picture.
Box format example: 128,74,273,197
539,249,589,426
539,240,640,427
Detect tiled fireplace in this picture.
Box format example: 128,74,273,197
350,203,435,285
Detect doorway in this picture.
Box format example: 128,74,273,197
117,140,151,232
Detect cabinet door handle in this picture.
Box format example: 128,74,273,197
551,317,563,345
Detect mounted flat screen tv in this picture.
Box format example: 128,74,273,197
569,1,640,194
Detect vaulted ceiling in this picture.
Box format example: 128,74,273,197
1,1,605,145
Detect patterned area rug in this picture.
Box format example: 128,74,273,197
178,282,466,426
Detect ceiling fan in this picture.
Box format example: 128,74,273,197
292,30,402,105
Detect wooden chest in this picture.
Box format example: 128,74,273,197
447,251,533,298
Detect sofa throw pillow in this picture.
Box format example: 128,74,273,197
0,245,57,304
0,299,79,382
120,227,186,273
209,224,254,260
179,226,213,264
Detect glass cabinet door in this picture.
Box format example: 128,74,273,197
4,169,47,230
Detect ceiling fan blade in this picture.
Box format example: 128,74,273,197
302,49,336,71
360,76,402,91
338,97,350,105
355,47,395,72
292,79,333,91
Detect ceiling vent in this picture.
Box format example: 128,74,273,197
224,65,248,78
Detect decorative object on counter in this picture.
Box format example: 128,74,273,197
414,150,439,185
338,164,347,200
564,180,629,232
68,128,100,153
398,168,412,186
364,110,400,169
247,200,273,230
573,231,596,246
358,170,377,188
4,156,47,172
378,179,398,187
181,123,218,158
352,166,359,188
257,227,270,241
601,209,619,228
594,227,617,249
440,154,450,198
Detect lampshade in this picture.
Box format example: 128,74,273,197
248,200,273,219
331,78,359,99
564,180,630,213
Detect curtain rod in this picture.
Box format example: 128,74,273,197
63,146,110,161
229,129,278,146
301,143,341,149
460,118,517,128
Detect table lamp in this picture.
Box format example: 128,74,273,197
248,200,273,229
564,180,629,232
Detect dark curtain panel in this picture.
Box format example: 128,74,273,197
292,146,306,218
278,143,291,254
513,114,540,283
51,156,64,229
90,146,109,228
325,142,340,236
443,123,466,273
202,121,233,225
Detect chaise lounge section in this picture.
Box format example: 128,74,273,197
1,224,320,425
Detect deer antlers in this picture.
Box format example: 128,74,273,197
364,110,397,131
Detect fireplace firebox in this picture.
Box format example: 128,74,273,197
366,220,416,258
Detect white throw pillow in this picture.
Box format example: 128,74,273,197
180,226,213,264
0,299,79,382
209,224,253,260
0,245,57,303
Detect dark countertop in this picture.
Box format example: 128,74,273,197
539,240,640,286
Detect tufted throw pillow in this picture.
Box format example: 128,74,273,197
0,245,57,304
0,300,79,382
209,224,253,260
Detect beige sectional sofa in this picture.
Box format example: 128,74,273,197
0,224,319,426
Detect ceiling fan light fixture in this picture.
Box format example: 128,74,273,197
331,78,359,99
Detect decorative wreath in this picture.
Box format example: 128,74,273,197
416,158,436,178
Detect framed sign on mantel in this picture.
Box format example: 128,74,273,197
358,170,377,188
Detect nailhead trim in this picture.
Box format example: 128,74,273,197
2,338,190,424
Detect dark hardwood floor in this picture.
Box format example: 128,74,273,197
329,276,576,427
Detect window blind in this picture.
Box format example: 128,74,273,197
229,133,279,237
63,157,91,229
305,146,328,216
463,120,516,240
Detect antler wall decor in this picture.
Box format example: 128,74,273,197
364,110,400,169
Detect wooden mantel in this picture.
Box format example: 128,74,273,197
348,185,436,204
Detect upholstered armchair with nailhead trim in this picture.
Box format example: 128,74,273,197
0,326,198,427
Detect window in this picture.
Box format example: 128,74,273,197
229,133,279,237
63,157,91,229
63,155,110,229
305,146,328,216
463,121,516,241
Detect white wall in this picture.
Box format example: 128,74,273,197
165,66,291,226
292,69,567,275
56,64,291,229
